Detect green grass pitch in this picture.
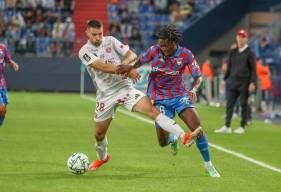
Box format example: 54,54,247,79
0,92,280,192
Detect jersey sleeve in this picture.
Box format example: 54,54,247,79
184,50,201,78
138,46,157,65
79,47,99,66
3,45,11,63
110,36,129,57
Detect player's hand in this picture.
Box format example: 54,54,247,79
127,69,140,83
116,64,133,74
13,64,19,71
189,89,197,103
248,83,255,93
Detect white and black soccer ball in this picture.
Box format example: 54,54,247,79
67,152,89,175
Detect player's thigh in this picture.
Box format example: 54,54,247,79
179,108,201,131
133,97,160,119
94,95,117,123
126,88,159,119
94,118,112,140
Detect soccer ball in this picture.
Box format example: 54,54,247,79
67,152,90,175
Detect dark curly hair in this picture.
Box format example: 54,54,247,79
157,25,182,43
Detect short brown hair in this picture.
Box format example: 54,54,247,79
87,19,102,28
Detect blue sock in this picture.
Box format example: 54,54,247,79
195,134,210,162
0,115,5,127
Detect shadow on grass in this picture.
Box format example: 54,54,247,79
0,165,204,181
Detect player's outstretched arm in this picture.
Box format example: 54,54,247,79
88,59,118,74
8,60,19,71
116,60,143,74
122,50,137,65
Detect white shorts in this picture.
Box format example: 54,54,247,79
94,86,145,122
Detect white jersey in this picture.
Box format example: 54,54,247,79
79,36,132,96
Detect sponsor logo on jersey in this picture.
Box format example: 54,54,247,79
176,58,183,65
83,53,91,62
152,67,179,76
0,50,4,60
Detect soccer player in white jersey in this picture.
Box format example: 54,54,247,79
78,20,200,171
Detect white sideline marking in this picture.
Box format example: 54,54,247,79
81,95,281,174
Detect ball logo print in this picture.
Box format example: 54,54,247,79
67,152,89,175
106,47,112,53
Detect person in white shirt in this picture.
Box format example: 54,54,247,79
78,20,197,171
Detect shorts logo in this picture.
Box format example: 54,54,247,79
83,53,91,62
179,97,190,104
106,47,112,53
135,94,141,100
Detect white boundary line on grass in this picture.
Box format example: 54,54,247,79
81,95,281,174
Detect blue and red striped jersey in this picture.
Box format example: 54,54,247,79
138,45,201,100
0,44,11,89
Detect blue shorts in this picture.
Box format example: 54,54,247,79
154,96,194,119
0,89,8,105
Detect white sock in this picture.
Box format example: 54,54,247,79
155,113,185,139
95,137,108,160
204,161,212,167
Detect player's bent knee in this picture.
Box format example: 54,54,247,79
0,105,6,116
95,134,106,141
95,130,106,141
147,106,160,120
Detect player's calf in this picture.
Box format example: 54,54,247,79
0,105,6,127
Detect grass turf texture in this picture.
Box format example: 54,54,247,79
0,92,280,192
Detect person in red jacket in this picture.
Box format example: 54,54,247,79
256,58,272,112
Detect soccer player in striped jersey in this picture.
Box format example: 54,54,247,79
117,25,220,177
0,44,19,128
78,20,199,172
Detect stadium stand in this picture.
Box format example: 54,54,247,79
1,0,74,56
107,0,223,54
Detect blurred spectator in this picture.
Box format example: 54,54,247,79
129,27,142,54
120,18,132,44
109,21,122,40
154,0,168,14
0,0,5,10
62,17,75,56
12,12,25,28
36,31,51,56
201,59,214,81
6,0,16,8
51,15,65,56
256,58,272,112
